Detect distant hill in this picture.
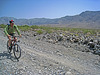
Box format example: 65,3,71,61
0,11,100,29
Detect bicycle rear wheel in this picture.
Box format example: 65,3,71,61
13,44,21,59
7,40,12,53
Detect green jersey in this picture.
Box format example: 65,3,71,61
4,24,21,36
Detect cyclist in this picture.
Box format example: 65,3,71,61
4,20,21,50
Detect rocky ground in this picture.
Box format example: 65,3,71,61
0,28,100,75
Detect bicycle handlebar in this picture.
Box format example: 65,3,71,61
11,36,21,42
11,36,21,38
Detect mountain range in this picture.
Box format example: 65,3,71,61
0,11,100,29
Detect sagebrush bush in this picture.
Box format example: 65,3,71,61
36,30,43,34
0,24,6,28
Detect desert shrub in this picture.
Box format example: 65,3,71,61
18,25,31,31
0,24,6,28
36,30,43,34
31,25,39,29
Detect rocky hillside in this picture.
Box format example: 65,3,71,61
0,11,100,29
0,28,100,75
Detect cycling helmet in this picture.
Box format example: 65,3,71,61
9,20,14,23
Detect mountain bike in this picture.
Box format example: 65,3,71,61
7,36,21,59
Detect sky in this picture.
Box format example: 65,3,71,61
0,0,100,19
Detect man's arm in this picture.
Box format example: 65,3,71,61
14,25,21,35
4,25,9,36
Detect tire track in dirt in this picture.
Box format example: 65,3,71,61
21,45,100,75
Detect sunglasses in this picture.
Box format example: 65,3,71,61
11,22,14,23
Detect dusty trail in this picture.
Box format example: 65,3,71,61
21,44,100,75
0,28,100,75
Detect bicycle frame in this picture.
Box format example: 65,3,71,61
11,37,17,47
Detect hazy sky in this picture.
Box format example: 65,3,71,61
0,0,100,19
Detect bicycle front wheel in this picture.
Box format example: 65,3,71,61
13,44,21,59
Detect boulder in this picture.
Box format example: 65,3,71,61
73,38,79,43
83,40,89,45
88,42,95,49
94,50,100,55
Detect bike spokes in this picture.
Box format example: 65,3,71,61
13,44,21,59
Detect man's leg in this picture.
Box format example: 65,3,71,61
8,36,11,47
15,37,17,41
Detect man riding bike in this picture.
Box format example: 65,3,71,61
4,20,21,50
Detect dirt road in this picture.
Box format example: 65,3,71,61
0,28,100,75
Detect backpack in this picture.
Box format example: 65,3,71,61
7,24,10,30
